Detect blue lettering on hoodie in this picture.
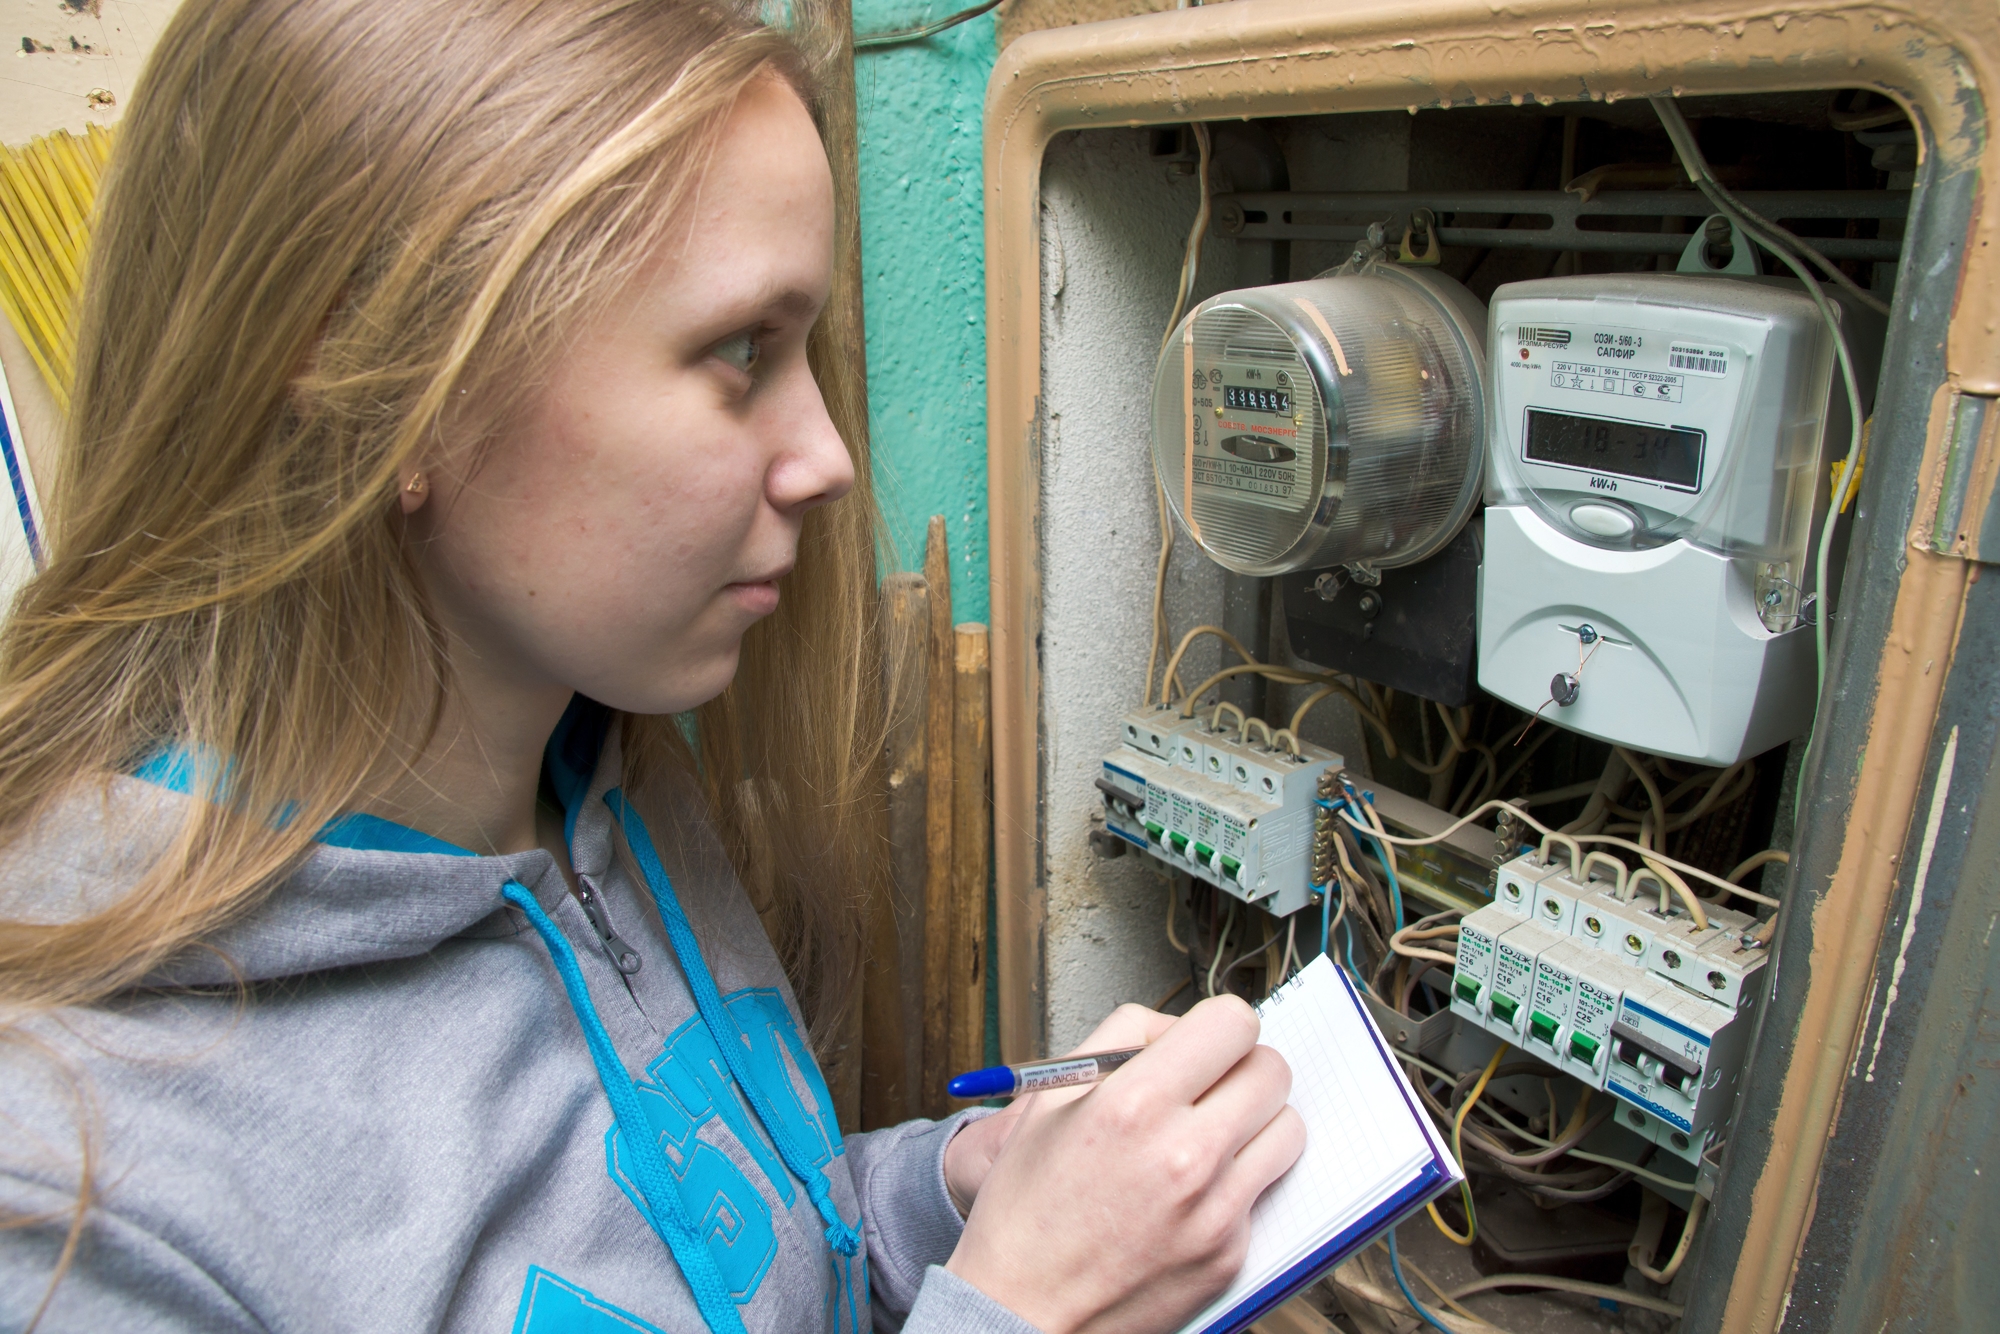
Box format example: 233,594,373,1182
512,1266,667,1333
601,987,845,1307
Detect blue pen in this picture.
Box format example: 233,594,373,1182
947,1045,1146,1099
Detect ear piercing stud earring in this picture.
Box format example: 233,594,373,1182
404,473,427,496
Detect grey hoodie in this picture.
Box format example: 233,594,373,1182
0,704,1038,1334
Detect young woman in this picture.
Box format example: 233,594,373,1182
0,1,1303,1330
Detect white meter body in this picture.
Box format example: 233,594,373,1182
1149,259,1487,577
1479,274,1871,766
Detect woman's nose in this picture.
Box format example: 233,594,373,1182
769,376,856,515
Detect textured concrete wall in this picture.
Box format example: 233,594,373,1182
852,2,998,620
1036,127,1248,1050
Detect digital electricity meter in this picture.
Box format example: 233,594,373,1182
1149,258,1488,577
1479,274,1881,765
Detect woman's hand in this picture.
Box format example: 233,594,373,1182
944,995,1305,1334
941,1003,1174,1216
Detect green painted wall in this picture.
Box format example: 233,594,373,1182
852,1,998,622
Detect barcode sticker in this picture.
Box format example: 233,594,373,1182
1669,342,1730,377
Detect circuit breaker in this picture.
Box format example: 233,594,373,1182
1451,851,1769,1163
1100,706,1339,917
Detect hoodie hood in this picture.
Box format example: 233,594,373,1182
4,698,629,986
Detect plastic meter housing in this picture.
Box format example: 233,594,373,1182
1149,259,1488,577
1480,273,1882,765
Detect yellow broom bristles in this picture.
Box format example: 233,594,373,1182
0,126,117,413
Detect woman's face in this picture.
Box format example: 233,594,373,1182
409,76,851,718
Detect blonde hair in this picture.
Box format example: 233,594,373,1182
0,0,880,1046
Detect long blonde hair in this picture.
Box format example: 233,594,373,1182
0,0,881,1041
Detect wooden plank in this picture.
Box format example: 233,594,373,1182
949,623,992,1077
921,517,955,1116
864,572,928,1128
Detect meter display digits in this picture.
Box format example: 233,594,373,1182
1223,384,1291,415
1524,409,1705,491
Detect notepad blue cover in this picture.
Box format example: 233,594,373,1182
1189,962,1461,1334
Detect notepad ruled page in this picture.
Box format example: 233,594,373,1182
1181,955,1444,1333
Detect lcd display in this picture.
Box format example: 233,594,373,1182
1224,384,1291,416
1524,409,1704,491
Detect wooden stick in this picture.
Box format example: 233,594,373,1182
921,518,955,1116
950,623,992,1077
865,573,928,1128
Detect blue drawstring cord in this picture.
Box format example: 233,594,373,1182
604,790,864,1260
501,880,748,1334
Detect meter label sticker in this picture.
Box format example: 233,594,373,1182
1455,924,1497,977
1668,343,1730,377
1571,977,1620,1038
1530,959,1577,1021
1550,362,1684,403
1188,360,1312,512
1493,939,1537,999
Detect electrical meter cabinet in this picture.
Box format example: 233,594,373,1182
1100,707,1339,917
1478,274,1879,765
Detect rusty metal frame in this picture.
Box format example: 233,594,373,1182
982,3,1999,1331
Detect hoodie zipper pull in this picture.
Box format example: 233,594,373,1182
574,873,643,975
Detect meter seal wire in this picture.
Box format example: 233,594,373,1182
1513,629,1604,746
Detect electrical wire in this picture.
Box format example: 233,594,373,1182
1427,1044,1504,1246
1373,1241,1502,1331
1156,625,1260,708
1332,797,1781,907
1163,123,1214,340
1828,90,1911,133
1445,1274,1684,1318
1385,1229,1455,1334
1631,1194,1706,1283
852,0,1003,49
1466,1098,1704,1194
1143,123,1214,708
1204,900,1237,997
1217,926,1283,987
1351,785,1407,931
1651,97,1871,722
1654,99,1890,318
1728,848,1791,883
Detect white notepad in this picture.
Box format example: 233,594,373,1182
1180,954,1464,1334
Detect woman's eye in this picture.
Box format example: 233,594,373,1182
711,330,762,374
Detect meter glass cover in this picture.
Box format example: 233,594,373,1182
1524,409,1704,491
1150,267,1487,576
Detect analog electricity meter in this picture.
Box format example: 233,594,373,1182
1148,258,1488,578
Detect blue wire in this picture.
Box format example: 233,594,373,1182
1370,832,1405,932
1320,873,1333,958
1386,1229,1454,1334
1360,791,1405,932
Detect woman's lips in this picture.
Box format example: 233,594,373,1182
726,579,781,616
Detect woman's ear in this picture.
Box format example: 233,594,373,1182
400,471,430,515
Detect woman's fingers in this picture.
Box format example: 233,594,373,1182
1069,1001,1179,1055
1222,1101,1308,1204
1190,1042,1294,1158
1117,994,1262,1102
